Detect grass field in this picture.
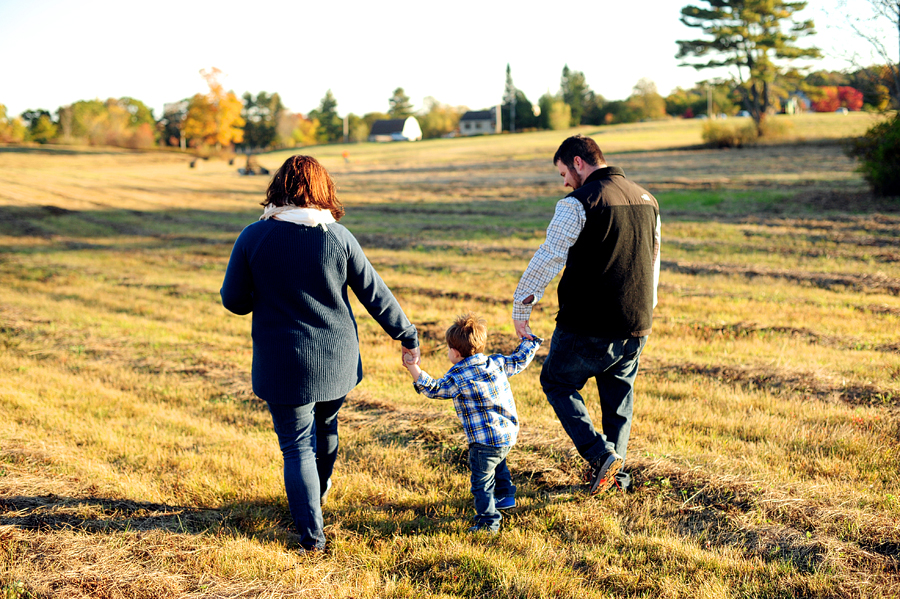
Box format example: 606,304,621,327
1,113,898,598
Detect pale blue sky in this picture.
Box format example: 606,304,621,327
0,0,892,119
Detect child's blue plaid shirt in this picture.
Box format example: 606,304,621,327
412,337,543,447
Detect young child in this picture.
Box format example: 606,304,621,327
403,313,542,533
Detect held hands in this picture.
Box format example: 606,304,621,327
514,319,535,340
401,345,422,379
401,345,420,365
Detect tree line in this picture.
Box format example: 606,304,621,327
0,63,890,153
1,0,898,150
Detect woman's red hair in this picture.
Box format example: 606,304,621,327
263,155,345,221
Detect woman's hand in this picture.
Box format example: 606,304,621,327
401,345,420,366
403,352,422,379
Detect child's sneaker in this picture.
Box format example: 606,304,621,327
468,525,498,534
495,496,516,510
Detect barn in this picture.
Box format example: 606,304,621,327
368,117,423,142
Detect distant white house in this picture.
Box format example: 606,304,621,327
785,91,812,115
459,107,501,136
368,117,422,142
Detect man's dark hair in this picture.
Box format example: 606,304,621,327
553,135,605,170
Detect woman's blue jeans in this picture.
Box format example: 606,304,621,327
540,328,647,490
266,396,344,550
468,443,514,531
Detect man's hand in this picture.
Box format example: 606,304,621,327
401,345,420,366
514,319,535,340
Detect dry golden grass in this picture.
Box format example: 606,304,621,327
1,118,898,598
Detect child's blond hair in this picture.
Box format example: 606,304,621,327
446,313,487,357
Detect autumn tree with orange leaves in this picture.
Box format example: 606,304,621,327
183,68,245,149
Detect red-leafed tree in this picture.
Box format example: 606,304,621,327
838,86,864,110
813,86,865,111
812,87,841,111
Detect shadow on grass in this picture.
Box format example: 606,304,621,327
0,494,223,535
0,146,139,157
0,492,310,547
0,206,257,258
1,188,896,254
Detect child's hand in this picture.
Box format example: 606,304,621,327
403,354,422,379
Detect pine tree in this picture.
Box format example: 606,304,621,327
503,64,518,133
308,90,343,143
676,0,821,134
242,91,285,150
388,88,414,119
560,65,592,126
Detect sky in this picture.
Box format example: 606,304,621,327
0,0,895,120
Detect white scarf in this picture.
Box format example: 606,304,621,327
260,205,336,230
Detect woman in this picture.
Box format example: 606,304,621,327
221,155,419,552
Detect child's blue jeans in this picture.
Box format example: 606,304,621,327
468,443,516,531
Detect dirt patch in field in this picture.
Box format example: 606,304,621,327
663,259,900,296
389,285,509,308
785,189,900,214
684,321,900,353
863,303,900,316
644,362,899,407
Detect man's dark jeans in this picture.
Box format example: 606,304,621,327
468,443,515,531
267,396,344,550
540,328,647,490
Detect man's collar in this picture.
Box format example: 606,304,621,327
583,165,625,185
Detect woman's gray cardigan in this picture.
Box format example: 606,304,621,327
221,219,418,405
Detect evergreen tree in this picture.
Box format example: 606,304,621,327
388,87,414,119
560,65,592,126
501,65,537,131
308,90,343,143
503,64,518,133
242,91,285,149
677,0,821,134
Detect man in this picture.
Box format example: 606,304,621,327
513,135,660,494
